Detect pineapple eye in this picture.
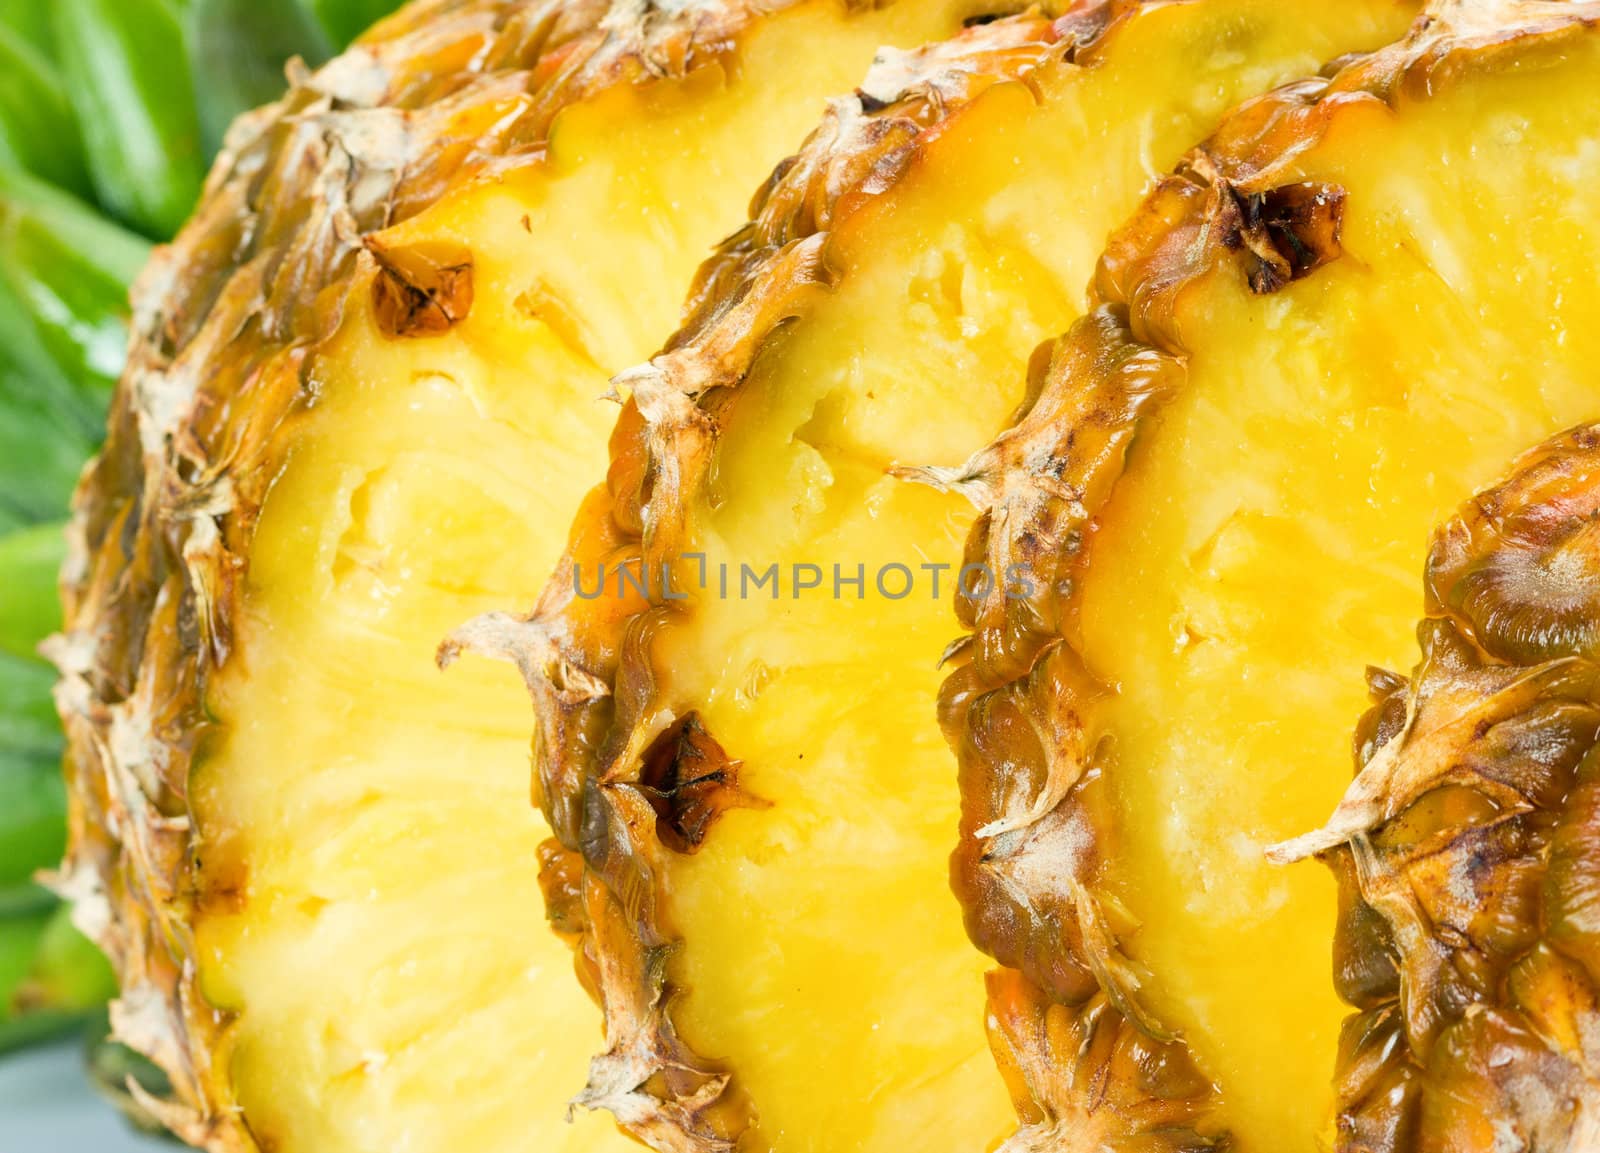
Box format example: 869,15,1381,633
635,712,762,855
1426,433,1600,664
366,238,476,339
1229,180,1348,294
1450,545,1600,662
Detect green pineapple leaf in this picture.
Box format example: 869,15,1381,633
301,0,405,50
0,339,97,525
0,906,117,1055
54,0,207,239
0,0,56,61
0,523,65,664
0,168,149,417
0,24,92,196
0,755,67,902
0,652,65,760
190,0,332,155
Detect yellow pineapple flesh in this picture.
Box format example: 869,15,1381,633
1076,45,1600,1152
73,3,1019,1151
519,1,1418,1148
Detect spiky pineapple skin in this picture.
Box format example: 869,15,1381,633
1282,423,1600,1147
48,1,916,1148
930,2,1600,1148
461,1,1430,1150
443,21,1077,1147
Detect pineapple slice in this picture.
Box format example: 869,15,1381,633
468,1,1419,1149
1276,423,1600,1148
52,1,1034,1150
935,4,1600,1149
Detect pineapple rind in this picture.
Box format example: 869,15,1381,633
1275,423,1600,1146
467,1,1423,1149
936,305,1222,1151
443,20,1075,1149
931,2,1600,1149
48,1,938,1148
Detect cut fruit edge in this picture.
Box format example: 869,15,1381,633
449,0,1427,1148
50,0,1600,1150
919,1,1600,1148
439,14,1076,1147
1276,422,1600,1146
46,1,928,1147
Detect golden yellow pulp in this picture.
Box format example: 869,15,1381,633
1077,35,1600,1152
650,2,1416,1149
185,4,1006,1151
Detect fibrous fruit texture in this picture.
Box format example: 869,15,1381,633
50,1,1035,1150
1275,423,1600,1148
464,0,1419,1150
934,2,1600,1149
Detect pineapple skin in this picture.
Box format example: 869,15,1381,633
442,20,1078,1148
1276,422,1600,1148
46,1,959,1149
454,1,1424,1150
927,2,1600,1149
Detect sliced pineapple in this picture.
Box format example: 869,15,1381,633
1275,422,1600,1148
466,1,1420,1149
53,1,1032,1151
934,4,1600,1149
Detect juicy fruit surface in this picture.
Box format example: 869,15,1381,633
1075,37,1600,1152
647,1,1418,1148
184,3,996,1150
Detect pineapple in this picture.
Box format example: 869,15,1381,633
1,0,403,1057
52,1,1060,1150
926,2,1600,1148
1274,422,1600,1148
453,1,1422,1149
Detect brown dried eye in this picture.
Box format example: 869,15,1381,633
1446,519,1600,663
